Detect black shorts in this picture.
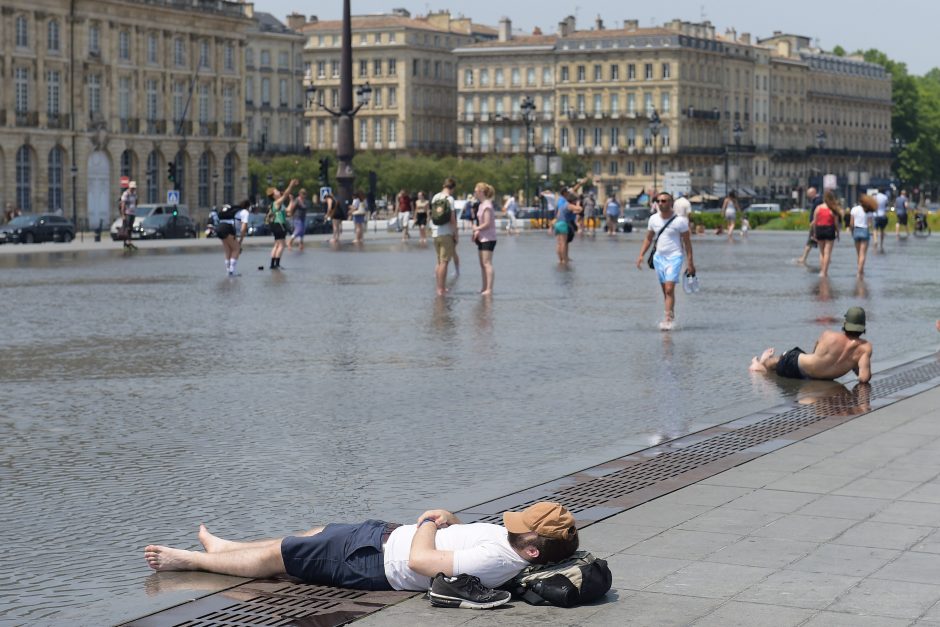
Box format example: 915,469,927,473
414,213,428,226
281,520,396,590
896,212,908,226
874,216,888,229
217,222,236,239
123,215,135,232
776,347,808,379
271,223,287,241
477,240,496,251
815,225,836,241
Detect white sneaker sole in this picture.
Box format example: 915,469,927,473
428,591,510,609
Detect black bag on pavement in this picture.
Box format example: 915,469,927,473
503,551,612,607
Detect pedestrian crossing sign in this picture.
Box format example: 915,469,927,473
167,190,180,206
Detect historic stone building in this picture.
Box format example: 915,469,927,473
298,9,496,155
0,0,251,228
246,12,306,155
455,16,892,204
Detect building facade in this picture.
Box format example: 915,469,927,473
245,12,306,155
298,9,495,155
455,17,892,204
0,0,251,228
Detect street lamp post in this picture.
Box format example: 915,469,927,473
70,165,80,241
816,129,828,190
304,0,372,215
733,121,743,195
212,171,219,208
648,109,661,196
520,96,536,207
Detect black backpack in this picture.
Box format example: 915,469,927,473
217,204,238,220
503,551,612,607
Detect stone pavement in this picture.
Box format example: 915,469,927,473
358,385,940,626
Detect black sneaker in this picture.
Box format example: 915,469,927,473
428,573,511,610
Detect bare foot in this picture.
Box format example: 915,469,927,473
144,545,196,572
758,347,775,362
480,290,492,296
936,320,940,333
199,524,237,553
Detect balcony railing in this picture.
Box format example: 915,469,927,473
46,113,70,129
119,117,139,134
146,119,166,135
0,109,5,126
223,122,241,137
16,111,39,127
198,121,217,136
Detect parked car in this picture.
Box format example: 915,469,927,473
138,213,197,239
110,204,189,240
746,203,782,213
0,213,75,244
618,207,653,232
245,213,270,237
303,212,331,235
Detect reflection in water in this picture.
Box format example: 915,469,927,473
430,297,457,338
854,277,869,299
798,381,871,416
813,277,834,302
473,297,493,337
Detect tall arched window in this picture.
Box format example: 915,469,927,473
198,152,210,208
47,19,60,52
223,152,235,204
16,146,32,211
146,151,159,203
48,147,64,211
120,150,134,179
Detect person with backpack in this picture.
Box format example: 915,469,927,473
143,502,579,609
430,177,458,296
265,178,297,270
635,191,695,331
215,200,247,276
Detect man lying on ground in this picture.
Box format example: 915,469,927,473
749,306,872,383
144,501,578,593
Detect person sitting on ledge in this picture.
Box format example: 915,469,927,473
749,306,872,383
144,502,578,592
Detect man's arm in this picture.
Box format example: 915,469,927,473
856,346,872,383
450,199,458,242
635,229,654,269
681,230,696,275
408,509,461,577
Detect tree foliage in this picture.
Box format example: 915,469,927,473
249,152,587,205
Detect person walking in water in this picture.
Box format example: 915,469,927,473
895,189,910,239
287,188,308,252
811,190,840,278
324,191,343,244
850,194,876,277
431,178,458,296
749,307,872,383
722,190,739,241
472,182,497,296
797,187,821,265
266,178,298,269
413,191,430,244
396,188,413,241
119,181,138,250
635,192,695,331
872,188,889,250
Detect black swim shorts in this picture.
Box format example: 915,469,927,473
896,212,908,226
216,222,236,239
814,225,836,241
776,347,808,379
476,240,496,251
270,223,287,241
281,519,396,590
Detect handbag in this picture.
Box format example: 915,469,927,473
647,215,678,269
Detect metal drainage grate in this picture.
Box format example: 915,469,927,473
459,354,940,525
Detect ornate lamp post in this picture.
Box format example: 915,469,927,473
648,109,661,195
304,0,372,213
520,96,536,206
816,129,828,190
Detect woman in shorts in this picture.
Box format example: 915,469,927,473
850,194,876,278
471,182,497,296
413,191,429,244
552,189,579,265
216,202,241,275
722,190,739,240
323,191,343,244
351,191,367,245
812,190,840,278
266,179,297,269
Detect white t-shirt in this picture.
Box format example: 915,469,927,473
647,212,690,258
673,197,692,218
430,191,455,237
383,523,528,591
874,192,888,217
850,205,870,230
234,209,250,231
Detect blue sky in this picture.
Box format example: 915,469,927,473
258,0,938,75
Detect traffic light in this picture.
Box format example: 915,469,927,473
167,162,177,184
318,158,329,186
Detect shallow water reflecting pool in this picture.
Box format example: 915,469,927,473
1,230,938,624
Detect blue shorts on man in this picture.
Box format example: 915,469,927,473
653,253,683,284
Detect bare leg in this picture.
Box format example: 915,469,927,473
145,543,286,577
436,261,448,296
480,249,494,295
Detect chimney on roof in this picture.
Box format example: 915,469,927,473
286,12,305,31
533,26,543,35
725,27,737,40
595,15,604,30
740,32,751,44
624,19,638,31
773,30,782,36
308,15,318,24
558,15,575,36
498,17,511,41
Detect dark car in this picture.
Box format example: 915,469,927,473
618,207,652,233
303,212,331,235
138,214,197,239
245,213,270,237
0,213,75,244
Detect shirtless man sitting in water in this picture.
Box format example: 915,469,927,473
749,306,872,383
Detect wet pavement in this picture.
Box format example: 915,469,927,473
1,229,938,625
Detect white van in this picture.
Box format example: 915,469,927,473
110,204,190,239
747,203,781,213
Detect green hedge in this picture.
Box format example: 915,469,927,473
690,210,939,231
